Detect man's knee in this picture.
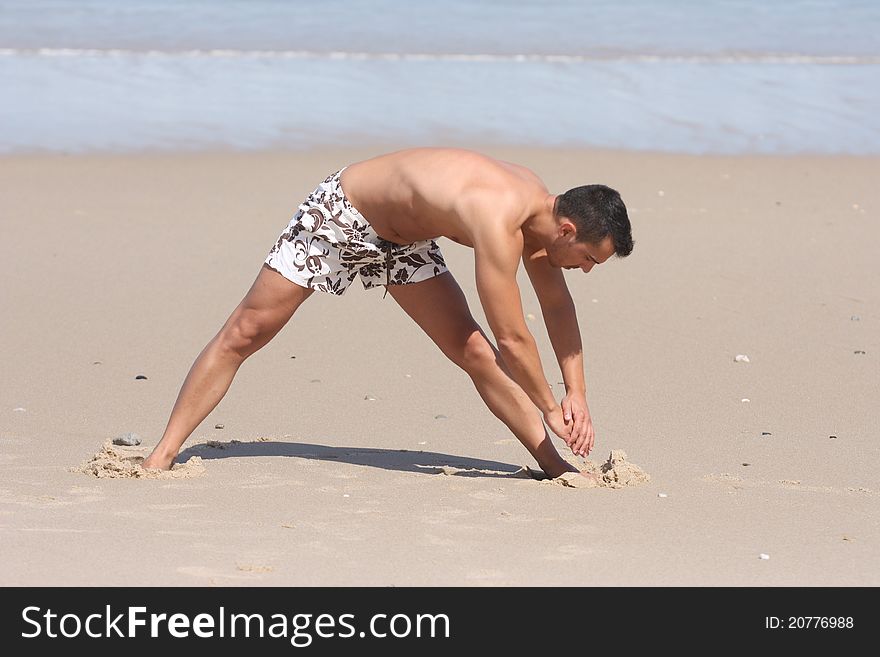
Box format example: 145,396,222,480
218,309,276,358
456,330,498,374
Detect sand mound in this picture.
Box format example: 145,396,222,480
540,450,650,489
593,449,650,488
71,442,205,479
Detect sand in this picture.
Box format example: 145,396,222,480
72,438,649,489
71,442,205,479
1,147,877,586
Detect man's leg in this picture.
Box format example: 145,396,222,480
387,272,580,478
143,264,313,469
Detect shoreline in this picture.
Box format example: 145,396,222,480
4,143,880,160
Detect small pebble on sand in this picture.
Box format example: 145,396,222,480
658,493,668,498
214,424,224,430
742,463,751,467
851,315,860,321
761,432,772,436
759,553,770,560
364,395,377,401
135,375,148,380
741,398,750,403
13,407,26,412
829,435,837,440
734,354,750,363
854,350,866,354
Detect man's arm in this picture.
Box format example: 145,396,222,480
522,247,595,457
470,214,572,445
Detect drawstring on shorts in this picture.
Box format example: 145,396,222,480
382,241,393,298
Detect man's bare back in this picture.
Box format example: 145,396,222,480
341,148,549,248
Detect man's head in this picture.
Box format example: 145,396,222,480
547,184,633,272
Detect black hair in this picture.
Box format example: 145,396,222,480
554,185,633,257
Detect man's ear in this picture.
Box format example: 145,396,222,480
558,220,577,239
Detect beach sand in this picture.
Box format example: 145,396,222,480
1,147,877,586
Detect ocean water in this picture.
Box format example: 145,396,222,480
1,0,878,154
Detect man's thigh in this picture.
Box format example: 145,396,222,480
233,263,314,335
386,272,485,357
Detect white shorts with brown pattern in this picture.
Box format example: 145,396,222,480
265,168,448,295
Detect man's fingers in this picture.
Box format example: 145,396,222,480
562,400,572,423
572,413,585,450
584,423,595,454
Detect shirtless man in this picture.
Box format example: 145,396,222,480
143,148,633,479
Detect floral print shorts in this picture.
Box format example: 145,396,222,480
265,168,448,295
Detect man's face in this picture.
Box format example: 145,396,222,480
546,223,615,273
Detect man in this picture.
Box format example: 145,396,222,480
143,148,633,480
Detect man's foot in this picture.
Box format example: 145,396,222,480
141,451,175,471
573,470,600,486
538,459,600,485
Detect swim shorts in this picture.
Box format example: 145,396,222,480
265,168,448,295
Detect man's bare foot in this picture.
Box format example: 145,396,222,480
142,452,175,471
542,459,578,478
541,459,600,485
574,470,600,486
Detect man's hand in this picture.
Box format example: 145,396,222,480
561,391,594,457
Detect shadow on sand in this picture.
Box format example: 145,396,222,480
177,439,537,479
